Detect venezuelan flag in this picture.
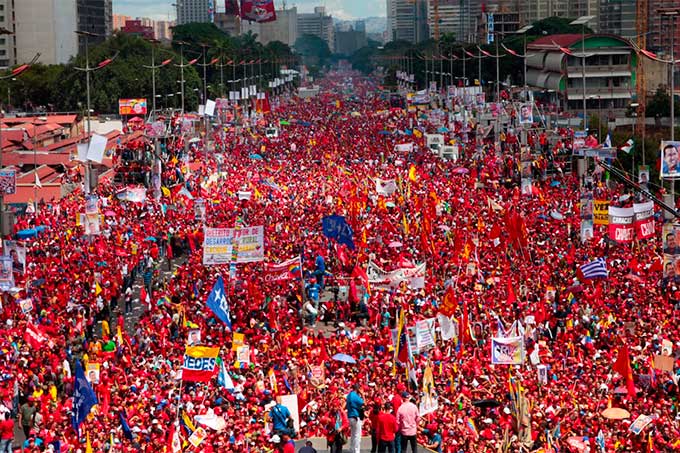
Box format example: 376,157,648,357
182,346,220,382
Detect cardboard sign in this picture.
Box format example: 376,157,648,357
653,355,674,372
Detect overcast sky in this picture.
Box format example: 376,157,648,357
113,0,386,21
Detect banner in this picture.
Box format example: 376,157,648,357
419,364,439,416
375,178,397,196
0,170,16,195
633,201,654,240
3,240,26,274
0,257,14,291
593,199,609,225
182,346,220,382
394,143,414,153
437,313,458,341
203,228,232,265
661,141,680,178
322,215,355,250
491,336,524,365
85,195,99,215
366,261,426,290
264,256,300,281
240,0,277,23
518,103,533,124
608,206,635,243
233,226,264,263
415,318,436,350
118,98,147,116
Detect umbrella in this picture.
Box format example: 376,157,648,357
249,154,263,160
16,228,37,239
472,399,500,409
601,407,631,420
453,167,469,175
332,353,357,364
104,210,116,216
144,236,157,242
437,126,449,133
537,214,549,221
550,211,564,220
378,131,391,135
188,137,201,144
614,385,637,394
388,241,403,248
550,180,561,187
566,437,588,452
385,201,396,208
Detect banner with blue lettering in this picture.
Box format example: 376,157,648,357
322,215,355,250
182,346,220,382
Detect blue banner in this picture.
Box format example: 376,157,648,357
71,361,98,434
206,276,232,329
322,215,355,250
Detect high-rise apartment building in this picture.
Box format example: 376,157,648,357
176,0,211,25
0,0,14,69
297,7,334,49
599,0,636,38
14,0,79,65
649,0,680,59
241,7,298,47
77,0,113,53
387,0,429,43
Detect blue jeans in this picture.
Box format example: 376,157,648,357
0,438,12,453
395,433,402,453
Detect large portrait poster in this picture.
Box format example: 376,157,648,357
661,141,680,178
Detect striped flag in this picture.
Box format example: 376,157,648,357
580,258,608,279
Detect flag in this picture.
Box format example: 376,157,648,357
264,256,301,280
648,431,654,452
465,417,479,439
181,411,196,433
240,0,276,23
321,215,355,250
613,345,636,398
34,172,42,188
268,368,278,394
507,280,517,305
206,276,232,329
580,258,608,279
168,422,181,453
85,431,93,453
116,325,124,346
604,133,612,148
217,356,235,390
621,139,634,154
596,430,605,452
182,346,220,382
71,361,98,434
393,309,411,368
408,164,417,182
95,282,102,296
119,410,134,440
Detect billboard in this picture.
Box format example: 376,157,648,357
118,98,148,116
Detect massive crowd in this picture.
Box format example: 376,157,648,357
0,70,677,453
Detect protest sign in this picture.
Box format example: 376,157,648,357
491,336,524,365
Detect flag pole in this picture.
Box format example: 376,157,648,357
299,253,306,329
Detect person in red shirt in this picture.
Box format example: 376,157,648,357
375,402,397,453
280,433,295,453
0,411,13,453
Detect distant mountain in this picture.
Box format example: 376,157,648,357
334,16,386,35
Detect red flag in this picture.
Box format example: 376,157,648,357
351,265,369,290
439,285,456,317
460,298,469,349
11,64,30,76
24,325,48,349
613,345,636,398
507,280,517,305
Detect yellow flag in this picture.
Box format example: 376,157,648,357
402,214,410,235
268,369,278,393
161,186,171,198
95,282,102,296
408,165,417,182
86,431,93,453
116,325,124,346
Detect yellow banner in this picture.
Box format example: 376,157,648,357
594,199,609,225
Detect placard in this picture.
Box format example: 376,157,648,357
118,98,148,116
491,336,524,365
0,170,16,195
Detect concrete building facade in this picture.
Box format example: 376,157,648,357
14,0,79,65
240,7,298,47
176,0,210,25
297,7,334,49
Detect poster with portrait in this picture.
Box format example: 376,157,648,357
661,141,680,178
663,222,680,279
518,103,533,125
0,257,13,291
187,329,201,345
84,214,101,236
3,240,26,274
639,165,650,186
86,362,101,384
580,219,594,243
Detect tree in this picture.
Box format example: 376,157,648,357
294,34,331,67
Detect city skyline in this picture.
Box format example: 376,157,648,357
113,0,386,21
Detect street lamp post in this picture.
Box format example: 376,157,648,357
516,25,534,99
570,16,595,132
661,9,679,201
75,30,116,195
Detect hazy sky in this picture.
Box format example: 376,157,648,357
113,0,386,21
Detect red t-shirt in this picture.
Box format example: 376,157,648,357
0,418,14,440
282,440,295,453
376,412,397,442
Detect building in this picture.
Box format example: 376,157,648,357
176,0,210,25
240,7,297,47
77,0,113,54
297,7,334,49
568,0,600,32
154,20,174,41
121,20,155,40
386,0,429,43
599,0,636,38
649,1,680,59
520,0,569,27
334,26,368,56
14,0,79,65
0,0,14,69
113,14,130,31
427,0,481,42
215,13,241,36
527,34,636,113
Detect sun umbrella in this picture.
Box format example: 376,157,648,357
453,167,469,175
550,180,561,187
104,210,116,216
249,154,263,160
601,407,631,420
388,241,403,248
437,126,449,133
550,211,564,220
144,236,157,242
332,353,357,364
566,437,588,452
